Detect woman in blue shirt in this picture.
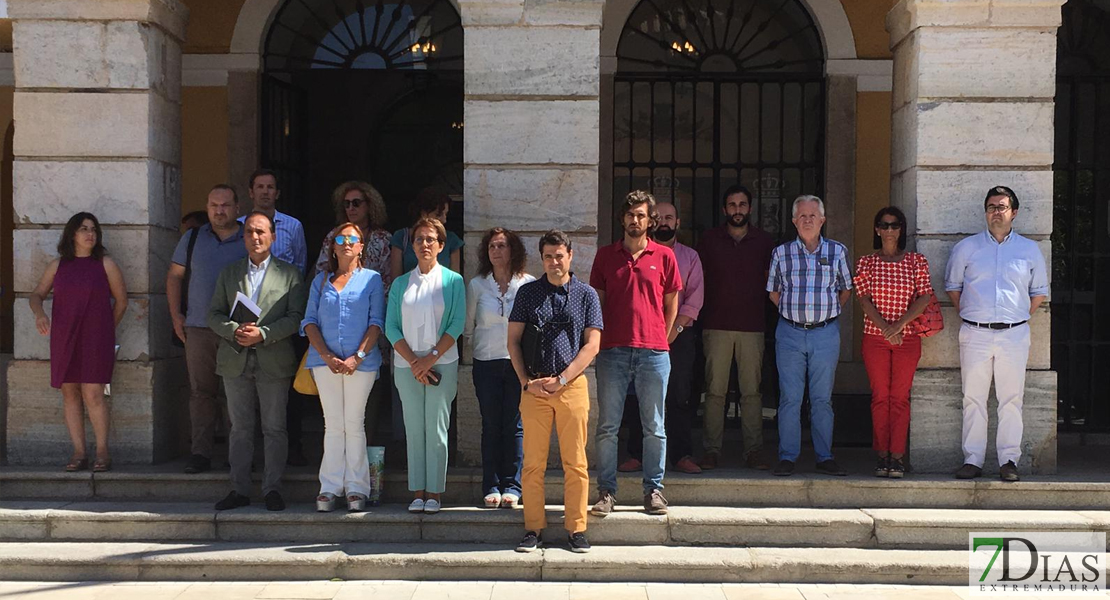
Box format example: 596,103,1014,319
302,222,386,512
386,217,466,514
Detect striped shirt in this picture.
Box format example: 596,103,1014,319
239,210,307,276
766,237,853,324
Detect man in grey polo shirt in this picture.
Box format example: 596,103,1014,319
168,184,247,474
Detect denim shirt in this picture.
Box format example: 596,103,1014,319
300,268,386,373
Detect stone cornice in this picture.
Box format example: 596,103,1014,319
8,0,189,43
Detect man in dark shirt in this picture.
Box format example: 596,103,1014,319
695,184,775,470
508,230,602,554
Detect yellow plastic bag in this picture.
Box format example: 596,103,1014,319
293,351,318,395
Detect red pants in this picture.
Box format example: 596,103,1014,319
862,333,922,455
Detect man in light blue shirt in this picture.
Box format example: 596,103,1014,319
238,169,307,277
945,186,1049,482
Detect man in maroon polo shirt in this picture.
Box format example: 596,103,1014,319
696,184,775,471
589,190,682,516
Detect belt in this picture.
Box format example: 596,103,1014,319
962,319,1027,330
531,372,559,379
783,316,838,330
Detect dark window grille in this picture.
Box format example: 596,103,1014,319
1053,0,1110,433
264,0,463,72
613,0,825,245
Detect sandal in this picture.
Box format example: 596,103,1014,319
483,491,502,508
500,493,520,509
92,458,112,473
316,492,337,512
347,493,367,512
65,457,89,472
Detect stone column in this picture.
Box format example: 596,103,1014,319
888,0,1062,474
455,0,603,467
6,0,189,464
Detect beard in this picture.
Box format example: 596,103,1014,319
653,227,676,242
625,226,647,239
728,212,750,228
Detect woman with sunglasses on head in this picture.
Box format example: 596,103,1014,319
853,207,935,479
302,222,386,512
316,181,392,288
464,228,535,509
386,217,465,514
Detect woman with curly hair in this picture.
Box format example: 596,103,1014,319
464,228,534,508
315,181,392,288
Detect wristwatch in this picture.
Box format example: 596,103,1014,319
558,374,568,387
676,325,685,334
431,348,440,357
356,350,367,360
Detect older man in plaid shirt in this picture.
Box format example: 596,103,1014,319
766,195,853,477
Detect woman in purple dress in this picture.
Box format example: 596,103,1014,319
29,212,128,472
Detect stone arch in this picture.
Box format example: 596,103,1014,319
599,0,858,64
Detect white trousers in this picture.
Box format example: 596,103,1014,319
312,367,378,496
959,323,1030,467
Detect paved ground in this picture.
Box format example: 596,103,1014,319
0,581,1103,600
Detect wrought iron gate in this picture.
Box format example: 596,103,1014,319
1052,0,1110,433
612,0,826,244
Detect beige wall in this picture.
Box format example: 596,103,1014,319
181,87,230,219
182,0,246,53
842,0,894,60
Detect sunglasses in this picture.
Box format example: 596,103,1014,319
876,222,902,230
333,234,361,245
343,199,364,209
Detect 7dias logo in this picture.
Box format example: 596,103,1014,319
969,532,1106,595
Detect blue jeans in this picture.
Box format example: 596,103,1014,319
596,347,671,495
775,318,840,463
472,359,523,497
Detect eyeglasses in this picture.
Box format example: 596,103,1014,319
986,205,1012,214
496,297,505,317
876,222,902,230
343,199,364,209
333,235,361,245
414,236,442,246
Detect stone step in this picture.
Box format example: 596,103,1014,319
4,466,1110,510
0,541,969,584
3,501,1108,551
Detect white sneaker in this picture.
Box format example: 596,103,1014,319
408,498,425,513
423,498,441,514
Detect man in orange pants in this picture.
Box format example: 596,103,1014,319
507,230,603,553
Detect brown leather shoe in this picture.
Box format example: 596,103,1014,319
745,450,771,470
698,452,719,470
955,463,982,479
999,461,1020,482
644,489,668,515
590,491,615,518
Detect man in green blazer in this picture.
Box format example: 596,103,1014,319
208,211,307,512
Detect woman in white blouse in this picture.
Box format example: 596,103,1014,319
465,228,535,508
385,218,466,514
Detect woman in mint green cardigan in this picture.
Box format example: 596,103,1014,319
385,217,466,514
